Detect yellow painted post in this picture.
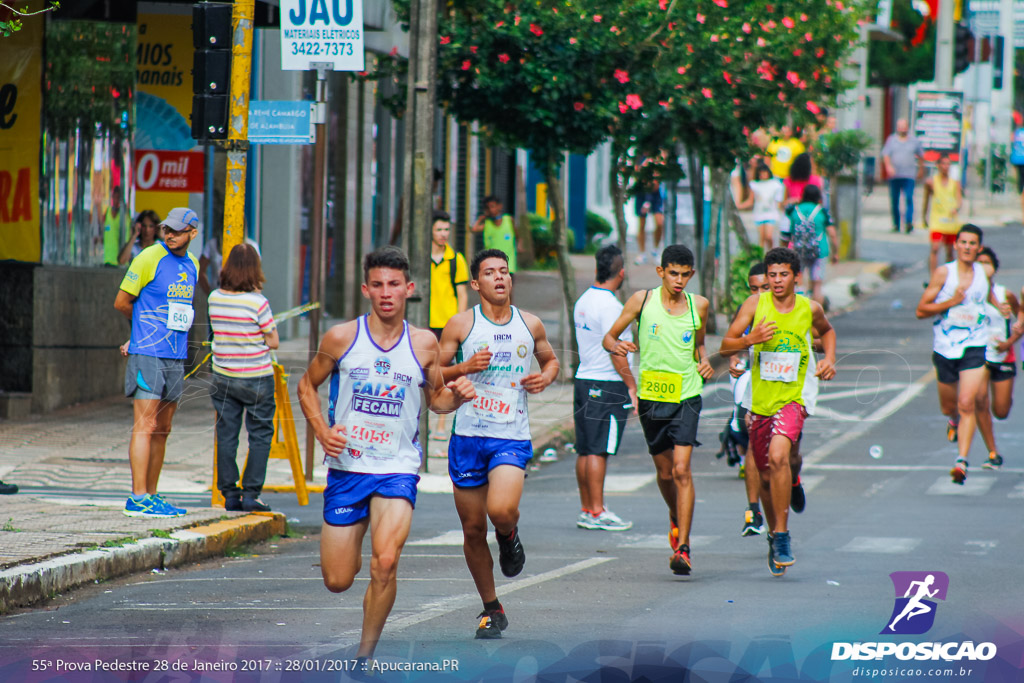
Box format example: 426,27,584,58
222,0,254,257
536,183,548,220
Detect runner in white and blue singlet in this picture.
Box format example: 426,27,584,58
297,248,475,664
438,248,560,640
916,224,989,485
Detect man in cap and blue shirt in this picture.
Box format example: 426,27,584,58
113,207,200,517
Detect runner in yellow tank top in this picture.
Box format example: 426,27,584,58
604,245,713,577
721,248,837,576
923,155,963,274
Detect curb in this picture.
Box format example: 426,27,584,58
0,512,286,614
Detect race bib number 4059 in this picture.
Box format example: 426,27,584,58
343,418,399,458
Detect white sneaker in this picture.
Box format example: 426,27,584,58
633,254,646,266
577,511,600,530
592,508,633,531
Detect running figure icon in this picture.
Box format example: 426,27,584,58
888,574,939,632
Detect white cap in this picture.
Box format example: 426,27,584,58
161,207,200,232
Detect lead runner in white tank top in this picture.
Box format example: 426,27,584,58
932,260,989,360
452,305,534,440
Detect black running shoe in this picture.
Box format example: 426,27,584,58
0,480,18,495
496,527,525,577
766,533,786,577
669,544,692,575
982,453,1004,470
474,608,508,639
790,479,806,513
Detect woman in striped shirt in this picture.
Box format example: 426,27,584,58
209,243,279,512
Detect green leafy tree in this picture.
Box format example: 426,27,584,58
1,1,59,37
868,0,935,86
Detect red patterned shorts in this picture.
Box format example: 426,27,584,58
748,402,807,471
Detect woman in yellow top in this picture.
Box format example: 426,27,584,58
923,155,963,275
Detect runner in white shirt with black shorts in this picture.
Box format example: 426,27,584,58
572,245,637,531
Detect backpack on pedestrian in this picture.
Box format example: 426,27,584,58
790,205,822,261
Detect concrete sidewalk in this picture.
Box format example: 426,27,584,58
0,201,903,613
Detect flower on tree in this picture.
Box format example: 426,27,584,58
614,69,630,84
625,93,643,109
529,23,543,35
498,53,510,63
574,102,585,111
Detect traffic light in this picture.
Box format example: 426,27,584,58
954,23,974,75
191,2,233,141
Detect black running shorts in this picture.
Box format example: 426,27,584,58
637,394,702,455
932,347,985,385
573,379,631,456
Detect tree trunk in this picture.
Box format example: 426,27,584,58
608,148,631,299
700,168,729,335
544,166,578,374
514,163,535,269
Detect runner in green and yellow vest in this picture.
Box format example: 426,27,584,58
721,247,837,576
604,245,713,577
472,195,517,275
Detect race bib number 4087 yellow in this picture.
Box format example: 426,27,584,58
639,370,682,402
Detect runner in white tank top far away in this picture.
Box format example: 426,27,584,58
296,247,475,665
916,225,989,485
438,248,559,640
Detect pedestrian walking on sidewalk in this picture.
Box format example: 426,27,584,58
881,119,925,233
603,245,714,577
572,245,636,532
916,225,989,486
208,243,279,512
438,248,560,639
748,163,785,251
297,247,475,663
720,248,838,577
113,207,200,518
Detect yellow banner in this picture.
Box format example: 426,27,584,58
0,17,43,262
135,12,198,220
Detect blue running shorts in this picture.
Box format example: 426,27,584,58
447,434,533,488
323,470,419,526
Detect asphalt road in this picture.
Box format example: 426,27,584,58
3,228,1023,682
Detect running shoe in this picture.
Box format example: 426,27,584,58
946,419,958,443
474,607,509,639
741,509,765,537
0,480,18,495
633,254,646,266
669,544,692,575
151,494,187,517
766,532,786,577
592,509,633,531
496,527,526,577
772,531,795,566
982,453,1004,470
668,518,680,551
123,494,176,518
576,511,597,529
950,459,968,485
790,479,806,513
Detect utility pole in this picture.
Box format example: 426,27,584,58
400,0,439,330
222,0,254,254
998,0,1015,138
304,64,331,481
935,0,955,88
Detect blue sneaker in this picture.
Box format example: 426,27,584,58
151,494,187,517
772,531,795,566
123,494,176,518
766,532,786,577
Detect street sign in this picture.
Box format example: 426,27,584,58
247,100,315,144
134,150,205,192
280,0,365,71
913,90,964,162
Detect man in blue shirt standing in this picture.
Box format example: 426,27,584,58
113,207,200,518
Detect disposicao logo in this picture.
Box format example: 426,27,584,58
831,571,997,663
882,571,948,635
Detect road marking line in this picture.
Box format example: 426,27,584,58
417,474,454,494
604,473,656,492
407,530,474,546
925,475,997,496
1010,483,1024,499
838,537,920,554
803,370,935,465
620,534,719,549
806,463,1024,473
299,556,616,655
815,384,907,402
